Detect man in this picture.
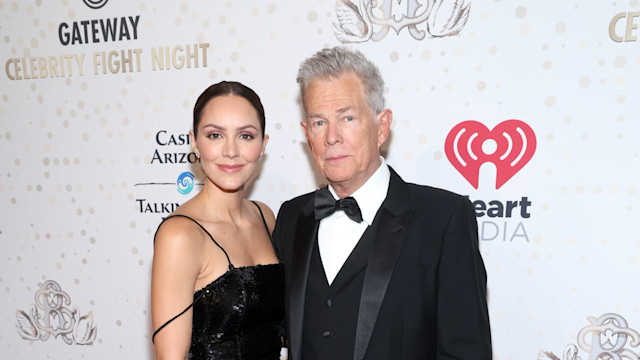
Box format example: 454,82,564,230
273,46,492,360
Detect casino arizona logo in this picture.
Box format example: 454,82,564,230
445,120,537,242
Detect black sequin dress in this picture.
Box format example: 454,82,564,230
153,202,285,360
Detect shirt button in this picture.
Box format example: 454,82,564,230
323,331,332,338
326,299,333,307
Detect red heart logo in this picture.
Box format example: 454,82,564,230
445,120,536,189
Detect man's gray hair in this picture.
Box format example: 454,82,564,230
297,46,385,115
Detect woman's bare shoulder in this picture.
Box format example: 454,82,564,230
154,214,205,254
249,200,276,231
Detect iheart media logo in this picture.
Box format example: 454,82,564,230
445,120,536,189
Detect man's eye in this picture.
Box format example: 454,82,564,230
345,116,355,121
313,120,325,126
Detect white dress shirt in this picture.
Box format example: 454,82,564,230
318,157,390,285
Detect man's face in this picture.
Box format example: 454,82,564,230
301,72,391,197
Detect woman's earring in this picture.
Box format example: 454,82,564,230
259,153,263,161
195,152,200,159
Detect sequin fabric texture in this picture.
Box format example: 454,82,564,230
189,263,285,359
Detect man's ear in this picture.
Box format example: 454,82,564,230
300,120,311,149
376,109,392,147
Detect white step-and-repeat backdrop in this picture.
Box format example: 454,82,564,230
1,1,639,359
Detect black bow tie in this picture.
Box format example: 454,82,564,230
314,187,363,223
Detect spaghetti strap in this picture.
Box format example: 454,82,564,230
152,291,204,344
251,200,282,262
250,200,273,243
155,214,233,269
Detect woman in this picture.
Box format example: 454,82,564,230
151,81,284,359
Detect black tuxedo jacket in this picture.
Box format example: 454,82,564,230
273,167,492,360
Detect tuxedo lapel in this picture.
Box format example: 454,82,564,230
353,168,415,360
289,200,318,360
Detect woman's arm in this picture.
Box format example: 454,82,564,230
151,218,203,360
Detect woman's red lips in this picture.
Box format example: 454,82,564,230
217,164,244,173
